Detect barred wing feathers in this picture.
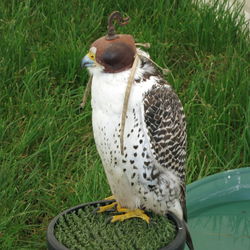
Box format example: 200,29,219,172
142,83,187,220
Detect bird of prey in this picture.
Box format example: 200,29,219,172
82,11,193,250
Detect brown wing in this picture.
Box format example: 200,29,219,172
143,83,187,221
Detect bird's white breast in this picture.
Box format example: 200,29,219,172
90,68,156,208
89,65,183,221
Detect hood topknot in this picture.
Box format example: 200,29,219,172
91,11,136,73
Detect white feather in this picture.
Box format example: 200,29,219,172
89,56,183,219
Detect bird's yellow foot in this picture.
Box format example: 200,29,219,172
111,204,150,223
104,195,116,200
97,195,117,213
97,196,150,223
97,201,118,213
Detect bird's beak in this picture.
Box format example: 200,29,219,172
81,54,95,68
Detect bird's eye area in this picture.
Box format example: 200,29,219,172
88,52,95,60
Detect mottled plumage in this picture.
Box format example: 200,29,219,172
88,51,187,220
81,11,194,249
82,32,193,248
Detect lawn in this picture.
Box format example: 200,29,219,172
0,0,249,249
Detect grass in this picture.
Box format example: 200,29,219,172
0,0,249,249
54,203,175,250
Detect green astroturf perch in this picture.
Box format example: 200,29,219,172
81,11,194,250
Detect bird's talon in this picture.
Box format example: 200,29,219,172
97,200,118,213
111,211,125,216
106,208,117,213
93,206,115,214
93,207,100,213
104,195,116,201
110,208,150,223
96,195,117,213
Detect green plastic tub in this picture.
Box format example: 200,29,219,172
185,167,250,250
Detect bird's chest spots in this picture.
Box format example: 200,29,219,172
94,108,144,166
93,108,162,197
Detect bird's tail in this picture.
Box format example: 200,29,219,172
184,221,194,250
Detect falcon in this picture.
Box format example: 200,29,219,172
81,11,193,250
